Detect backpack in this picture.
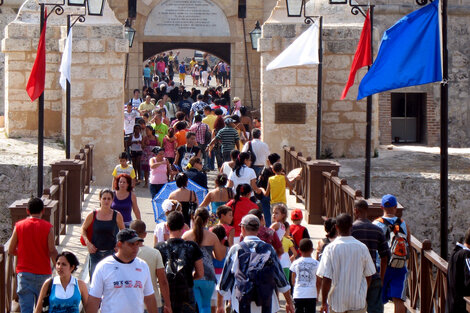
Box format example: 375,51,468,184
377,217,409,268
247,141,257,166
164,243,190,305
233,241,276,307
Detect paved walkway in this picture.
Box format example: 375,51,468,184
56,170,392,312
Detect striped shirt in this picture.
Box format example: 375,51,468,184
215,126,239,153
317,236,376,312
352,218,391,279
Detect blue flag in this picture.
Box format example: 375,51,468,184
357,0,442,100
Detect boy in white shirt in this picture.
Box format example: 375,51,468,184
290,238,321,313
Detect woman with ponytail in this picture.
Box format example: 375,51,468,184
226,183,258,243
200,173,233,227
183,208,225,313
227,152,263,199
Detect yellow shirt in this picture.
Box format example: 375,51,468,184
139,102,155,112
282,236,293,253
202,115,217,131
190,60,197,69
269,174,287,204
112,164,136,179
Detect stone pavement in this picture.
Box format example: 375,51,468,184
56,170,393,312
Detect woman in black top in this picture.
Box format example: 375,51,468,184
168,173,199,225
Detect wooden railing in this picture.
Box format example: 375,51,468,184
0,240,17,313
283,145,449,313
1,144,94,313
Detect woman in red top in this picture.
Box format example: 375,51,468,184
226,183,258,244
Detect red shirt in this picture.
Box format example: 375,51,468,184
15,217,53,274
227,197,258,236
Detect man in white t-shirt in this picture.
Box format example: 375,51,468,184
86,229,158,313
242,128,270,177
124,102,139,136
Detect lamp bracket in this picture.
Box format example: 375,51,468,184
304,16,320,25
45,3,66,19
347,0,373,18
70,14,86,28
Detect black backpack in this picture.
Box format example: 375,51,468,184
164,244,190,306
247,141,257,166
234,242,276,308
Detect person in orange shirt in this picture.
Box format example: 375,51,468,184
174,121,188,147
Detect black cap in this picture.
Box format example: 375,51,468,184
117,229,144,243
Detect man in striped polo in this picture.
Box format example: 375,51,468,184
208,117,239,162
317,213,376,313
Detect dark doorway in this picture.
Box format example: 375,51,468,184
391,93,426,143
143,42,231,64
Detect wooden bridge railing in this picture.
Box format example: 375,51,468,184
283,145,449,313
0,144,94,313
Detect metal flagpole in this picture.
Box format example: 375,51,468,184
316,17,323,160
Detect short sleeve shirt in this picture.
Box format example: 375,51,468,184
112,164,136,179
215,127,239,154
137,246,165,307
89,255,154,313
155,238,203,288
317,236,376,312
290,257,320,299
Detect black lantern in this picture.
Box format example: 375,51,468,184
87,0,104,16
329,0,347,4
125,19,136,47
249,21,262,50
286,0,303,17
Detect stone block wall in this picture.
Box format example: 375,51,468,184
374,4,470,147
0,7,19,117
260,19,378,158
2,0,128,186
2,2,63,137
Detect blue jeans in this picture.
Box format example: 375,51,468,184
260,195,272,226
253,166,264,177
193,280,215,313
89,250,114,281
17,272,50,313
144,77,152,87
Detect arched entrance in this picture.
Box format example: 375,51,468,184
124,0,264,107
143,43,231,64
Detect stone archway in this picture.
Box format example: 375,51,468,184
123,0,265,107
143,42,231,64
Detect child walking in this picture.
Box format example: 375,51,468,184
290,238,320,313
271,204,296,279
264,162,299,206
112,152,136,188
226,184,258,244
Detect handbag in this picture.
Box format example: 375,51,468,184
41,278,53,312
188,190,198,217
80,210,96,246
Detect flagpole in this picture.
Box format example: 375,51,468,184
316,17,323,160
38,3,45,197
364,6,374,199
66,15,71,159
440,0,448,260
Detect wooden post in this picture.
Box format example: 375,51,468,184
420,239,433,313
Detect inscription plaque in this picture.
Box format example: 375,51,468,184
144,0,230,37
274,103,306,124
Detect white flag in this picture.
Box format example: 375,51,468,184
266,22,319,71
59,28,73,90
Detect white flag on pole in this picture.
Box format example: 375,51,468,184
266,22,319,71
59,28,73,90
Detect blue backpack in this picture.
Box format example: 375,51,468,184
234,242,276,308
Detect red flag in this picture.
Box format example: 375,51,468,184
341,10,371,100
26,9,47,101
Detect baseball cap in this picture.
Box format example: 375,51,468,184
291,209,303,221
381,194,397,208
239,214,260,228
117,229,144,243
224,117,234,125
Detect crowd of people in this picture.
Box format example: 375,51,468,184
7,77,470,313
144,51,230,89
